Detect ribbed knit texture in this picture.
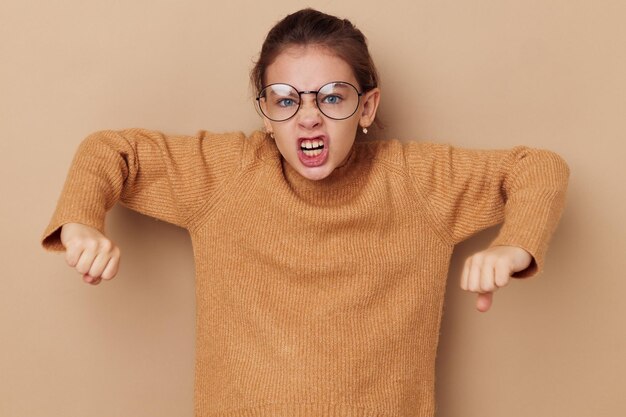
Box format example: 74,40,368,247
42,128,569,417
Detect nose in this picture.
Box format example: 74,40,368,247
296,95,322,129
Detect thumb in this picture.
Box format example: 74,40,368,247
476,292,493,312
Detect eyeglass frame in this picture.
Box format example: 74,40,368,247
255,81,364,122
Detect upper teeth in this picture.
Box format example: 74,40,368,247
301,139,324,149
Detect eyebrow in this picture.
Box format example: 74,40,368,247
267,88,299,98
328,83,350,91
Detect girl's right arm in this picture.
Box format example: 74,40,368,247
42,128,246,283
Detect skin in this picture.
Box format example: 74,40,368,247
261,45,380,181
59,44,533,312
461,245,532,312
61,222,120,286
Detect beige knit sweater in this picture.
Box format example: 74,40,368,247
42,128,569,417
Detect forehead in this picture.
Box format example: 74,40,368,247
265,45,357,89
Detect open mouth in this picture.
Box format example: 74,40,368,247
297,136,329,167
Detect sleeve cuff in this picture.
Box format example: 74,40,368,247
490,188,567,278
41,212,106,252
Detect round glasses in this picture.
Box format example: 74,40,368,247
256,81,363,122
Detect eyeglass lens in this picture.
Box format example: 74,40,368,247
258,82,360,121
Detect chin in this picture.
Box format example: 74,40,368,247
299,165,334,181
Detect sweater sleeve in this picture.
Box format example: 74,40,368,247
41,128,245,251
404,142,569,277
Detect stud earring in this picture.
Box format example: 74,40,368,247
362,126,368,134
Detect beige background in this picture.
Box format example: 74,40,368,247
1,0,625,416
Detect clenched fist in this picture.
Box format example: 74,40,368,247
60,223,121,285
461,245,532,313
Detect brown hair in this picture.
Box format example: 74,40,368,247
250,8,379,95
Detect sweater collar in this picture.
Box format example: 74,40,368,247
279,140,372,204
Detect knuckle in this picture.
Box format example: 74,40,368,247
102,270,115,280
484,254,498,265
469,254,483,265
496,275,511,287
87,267,100,278
495,257,511,269
85,239,98,251
65,253,77,266
99,239,113,252
64,238,82,252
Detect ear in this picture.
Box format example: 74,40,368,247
359,87,381,129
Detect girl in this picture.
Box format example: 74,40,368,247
42,8,569,417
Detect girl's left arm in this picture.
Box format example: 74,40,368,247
404,143,570,312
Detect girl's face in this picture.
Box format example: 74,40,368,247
262,45,380,181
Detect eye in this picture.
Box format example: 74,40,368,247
322,95,342,105
277,98,297,107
